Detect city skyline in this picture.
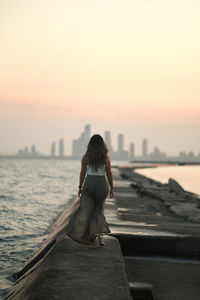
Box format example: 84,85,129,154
2,124,200,162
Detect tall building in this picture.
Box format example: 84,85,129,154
104,131,113,153
58,138,64,157
84,124,91,141
129,143,135,160
30,144,39,157
188,151,194,161
31,145,36,154
17,146,29,157
51,141,56,157
179,151,187,160
114,133,128,160
72,124,91,158
142,139,148,159
149,147,166,161
118,134,124,153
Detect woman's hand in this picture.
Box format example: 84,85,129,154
109,189,114,198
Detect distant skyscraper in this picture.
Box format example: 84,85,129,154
104,131,113,153
149,147,166,161
152,147,160,159
84,124,91,141
188,151,194,161
179,151,187,160
72,124,91,158
129,143,135,160
58,138,64,157
31,145,36,154
142,139,148,159
118,134,124,153
51,141,56,157
30,144,39,157
115,133,128,160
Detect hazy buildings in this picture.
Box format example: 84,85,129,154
118,134,123,153
11,124,200,162
72,124,91,158
149,147,166,161
188,151,194,160
178,151,196,162
51,141,56,157
142,139,148,159
58,138,64,157
31,145,36,155
104,131,113,154
113,134,128,160
16,145,40,157
129,143,135,160
179,151,187,160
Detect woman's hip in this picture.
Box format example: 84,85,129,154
83,175,108,194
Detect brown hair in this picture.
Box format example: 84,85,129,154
85,134,108,171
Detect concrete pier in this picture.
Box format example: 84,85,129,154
5,172,131,300
6,235,131,300
5,166,200,300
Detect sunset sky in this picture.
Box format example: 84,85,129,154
1,0,200,156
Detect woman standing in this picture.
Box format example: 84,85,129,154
67,134,114,247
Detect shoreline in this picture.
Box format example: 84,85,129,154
1,156,200,165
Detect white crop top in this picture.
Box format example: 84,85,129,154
86,164,106,176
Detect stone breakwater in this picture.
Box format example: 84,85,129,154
119,167,200,224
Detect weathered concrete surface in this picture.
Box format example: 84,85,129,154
125,256,200,300
12,197,80,281
6,235,131,300
5,179,131,300
108,167,200,300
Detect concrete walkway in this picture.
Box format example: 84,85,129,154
6,235,131,300
5,172,132,300
107,167,200,300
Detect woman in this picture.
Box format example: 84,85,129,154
67,134,114,247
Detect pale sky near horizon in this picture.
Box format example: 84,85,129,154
1,0,200,156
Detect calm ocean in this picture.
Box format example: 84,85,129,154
136,165,200,196
0,159,80,299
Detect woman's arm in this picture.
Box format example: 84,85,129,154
78,155,87,197
106,155,114,198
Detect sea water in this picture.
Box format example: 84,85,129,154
0,159,80,299
136,165,200,196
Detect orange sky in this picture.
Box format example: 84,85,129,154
0,0,200,155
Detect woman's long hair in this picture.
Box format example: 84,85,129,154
85,134,108,171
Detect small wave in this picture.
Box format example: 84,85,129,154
0,195,7,199
0,226,12,231
0,233,38,242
